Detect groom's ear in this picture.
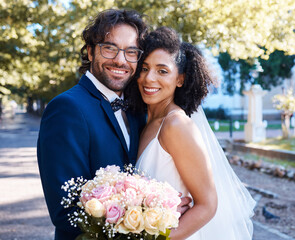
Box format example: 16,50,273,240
87,45,93,62
177,74,185,87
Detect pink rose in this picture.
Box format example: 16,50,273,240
144,183,160,196
125,188,144,206
124,176,138,190
162,188,181,210
105,202,125,223
115,180,125,193
162,197,181,210
80,192,93,206
91,185,117,203
143,193,159,208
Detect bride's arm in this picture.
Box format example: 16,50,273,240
159,114,218,240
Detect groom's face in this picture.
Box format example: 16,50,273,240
87,24,139,96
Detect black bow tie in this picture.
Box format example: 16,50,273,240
111,98,129,112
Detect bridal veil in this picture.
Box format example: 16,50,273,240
189,107,256,240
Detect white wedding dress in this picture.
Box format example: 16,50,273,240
136,108,256,240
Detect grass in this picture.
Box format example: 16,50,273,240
240,152,295,169
266,124,283,130
208,120,291,132
236,136,295,169
248,136,295,152
210,119,295,168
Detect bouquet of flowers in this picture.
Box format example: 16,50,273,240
61,165,181,240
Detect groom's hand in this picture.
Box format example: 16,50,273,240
177,193,192,216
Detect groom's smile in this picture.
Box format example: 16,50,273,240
104,64,132,79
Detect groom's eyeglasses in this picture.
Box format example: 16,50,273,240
97,43,143,63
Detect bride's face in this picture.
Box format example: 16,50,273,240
137,49,183,106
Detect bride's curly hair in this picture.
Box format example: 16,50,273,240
125,26,214,116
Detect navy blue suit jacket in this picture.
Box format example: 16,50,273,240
37,75,145,240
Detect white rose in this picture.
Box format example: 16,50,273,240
81,180,96,192
85,198,106,218
143,208,163,235
116,206,144,234
159,209,179,232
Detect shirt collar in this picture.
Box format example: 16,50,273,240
86,70,124,102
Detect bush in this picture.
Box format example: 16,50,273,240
203,106,229,120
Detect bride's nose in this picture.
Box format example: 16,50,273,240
145,70,156,83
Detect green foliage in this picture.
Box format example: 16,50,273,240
0,0,80,102
259,51,295,91
120,0,295,59
74,229,170,240
208,120,284,132
217,53,238,95
218,51,295,95
157,229,171,240
75,233,98,240
204,106,229,120
247,137,295,153
1,0,295,105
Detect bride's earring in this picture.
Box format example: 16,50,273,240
177,74,185,87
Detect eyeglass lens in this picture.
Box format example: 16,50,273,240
100,44,142,62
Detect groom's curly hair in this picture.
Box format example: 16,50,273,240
79,9,148,74
125,27,214,116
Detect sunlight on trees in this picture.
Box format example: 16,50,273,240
272,89,295,138
1,0,295,107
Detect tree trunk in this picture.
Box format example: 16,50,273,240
37,99,46,116
27,97,34,113
281,113,291,139
0,97,2,119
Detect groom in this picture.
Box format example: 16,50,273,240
37,9,190,240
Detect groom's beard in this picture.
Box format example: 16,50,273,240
90,58,134,94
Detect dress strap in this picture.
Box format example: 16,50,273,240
155,109,183,138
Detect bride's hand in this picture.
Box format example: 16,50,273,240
177,193,192,215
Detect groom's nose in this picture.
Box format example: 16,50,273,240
113,50,127,66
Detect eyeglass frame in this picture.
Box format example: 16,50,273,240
97,43,144,63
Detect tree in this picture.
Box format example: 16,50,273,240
0,0,42,98
0,0,74,107
218,51,295,95
117,0,295,60
0,0,117,106
272,88,295,138
259,51,295,90
1,0,295,107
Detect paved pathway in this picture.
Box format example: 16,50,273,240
0,112,293,240
0,113,54,240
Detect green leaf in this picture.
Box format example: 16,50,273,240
2,0,295,105
75,232,100,240
156,229,171,240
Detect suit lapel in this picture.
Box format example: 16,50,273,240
100,100,129,153
79,75,129,154
126,112,136,164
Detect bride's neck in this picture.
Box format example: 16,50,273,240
146,101,177,123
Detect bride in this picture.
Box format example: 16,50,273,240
127,27,256,239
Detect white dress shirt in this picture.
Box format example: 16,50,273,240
86,71,130,150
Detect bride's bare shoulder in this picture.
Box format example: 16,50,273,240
160,110,200,139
